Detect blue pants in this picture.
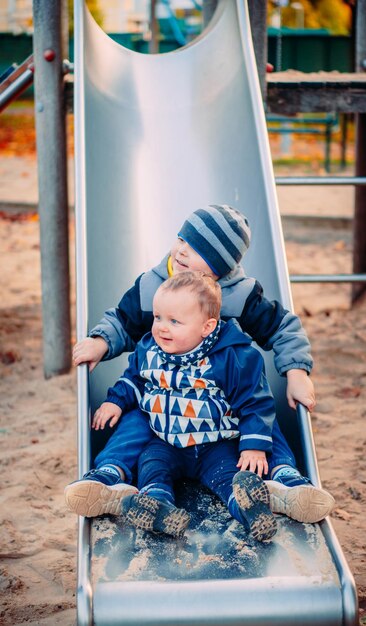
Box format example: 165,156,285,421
137,437,265,524
95,408,296,484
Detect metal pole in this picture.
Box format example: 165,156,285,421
0,67,34,112
352,0,366,303
247,0,268,101
149,0,159,54
202,0,217,28
33,0,71,377
290,274,366,284
61,0,69,61
275,176,366,186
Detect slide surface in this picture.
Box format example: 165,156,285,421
73,1,358,624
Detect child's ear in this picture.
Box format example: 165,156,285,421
202,318,217,337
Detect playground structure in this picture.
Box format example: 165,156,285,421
72,1,359,625
1,1,366,625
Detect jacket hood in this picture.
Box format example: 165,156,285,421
151,254,171,280
210,319,252,352
152,254,246,287
218,263,246,288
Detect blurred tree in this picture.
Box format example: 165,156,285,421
268,0,352,34
68,0,104,35
314,0,352,34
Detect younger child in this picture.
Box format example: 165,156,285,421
81,272,279,541
67,205,334,523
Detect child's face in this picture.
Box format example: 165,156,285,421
152,287,217,354
170,237,218,280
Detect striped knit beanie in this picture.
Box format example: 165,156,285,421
178,204,251,277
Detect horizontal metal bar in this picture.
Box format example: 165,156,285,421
276,176,366,186
269,128,327,134
290,274,366,283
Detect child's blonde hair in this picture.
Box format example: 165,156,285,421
159,271,221,320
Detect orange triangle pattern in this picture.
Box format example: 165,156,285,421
193,378,207,389
159,371,169,388
152,396,163,413
183,400,196,418
187,434,196,446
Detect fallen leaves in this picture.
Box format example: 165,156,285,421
0,211,38,222
335,386,362,399
333,508,352,521
0,350,21,365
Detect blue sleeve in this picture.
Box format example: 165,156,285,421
218,347,276,453
106,344,146,411
237,280,313,375
89,275,151,360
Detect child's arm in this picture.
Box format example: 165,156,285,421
236,449,268,478
92,402,122,430
235,279,315,408
93,334,151,429
219,342,276,458
286,368,315,411
73,336,109,371
73,275,151,369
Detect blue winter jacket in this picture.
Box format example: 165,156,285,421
90,255,313,376
106,320,276,453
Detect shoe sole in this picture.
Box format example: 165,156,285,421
64,481,138,517
266,480,335,523
232,471,277,542
125,494,190,538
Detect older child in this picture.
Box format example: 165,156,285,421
80,273,279,541
67,205,334,523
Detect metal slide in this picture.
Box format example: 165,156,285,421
73,1,358,624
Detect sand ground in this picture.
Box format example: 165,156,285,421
0,149,365,625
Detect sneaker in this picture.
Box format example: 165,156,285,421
232,471,277,542
121,493,191,538
64,469,138,517
267,477,335,523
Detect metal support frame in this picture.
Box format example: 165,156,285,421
276,175,366,285
267,113,338,172
149,0,159,54
202,0,218,27
247,0,268,100
33,0,71,378
290,274,366,284
0,55,34,112
352,0,366,302
276,176,366,186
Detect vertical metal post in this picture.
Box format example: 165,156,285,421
149,0,159,54
33,0,71,377
324,119,331,173
340,114,348,171
61,0,69,60
352,0,366,303
202,0,217,27
247,0,268,101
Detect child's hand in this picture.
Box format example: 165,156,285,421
92,402,122,430
73,337,108,372
237,449,268,478
286,368,316,412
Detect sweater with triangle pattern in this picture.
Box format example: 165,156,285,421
106,319,276,452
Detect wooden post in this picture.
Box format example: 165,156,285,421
352,0,366,303
33,0,71,377
247,0,268,101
